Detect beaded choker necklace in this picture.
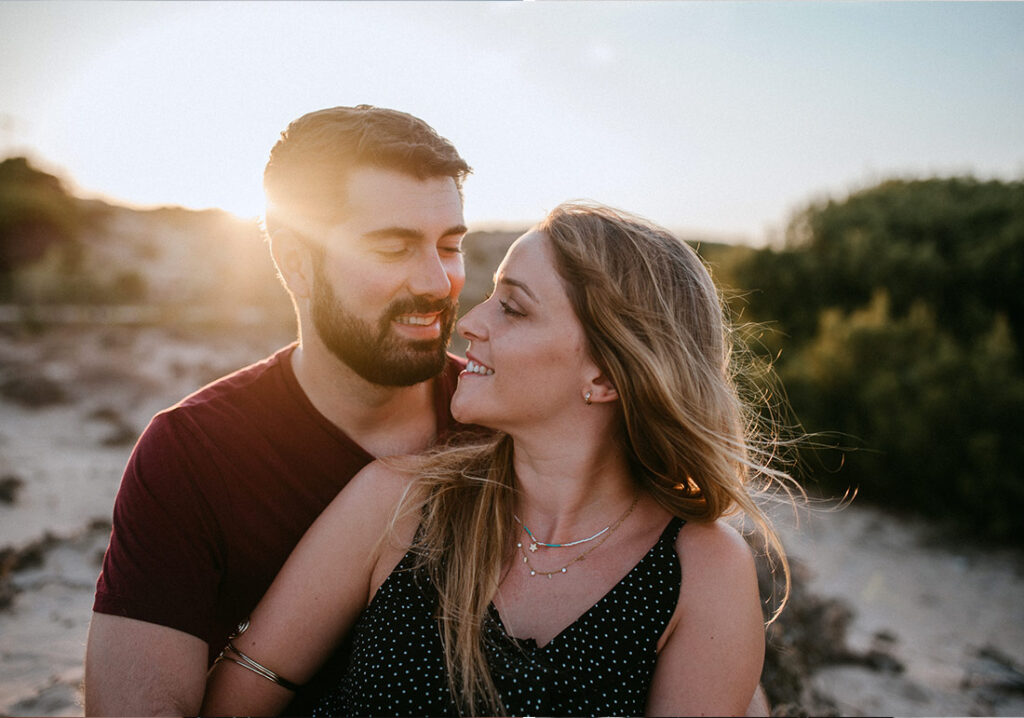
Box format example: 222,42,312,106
514,492,639,578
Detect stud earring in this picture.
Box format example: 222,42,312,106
584,391,592,405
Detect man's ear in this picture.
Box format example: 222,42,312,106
269,229,313,299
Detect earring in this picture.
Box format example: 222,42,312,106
584,391,592,405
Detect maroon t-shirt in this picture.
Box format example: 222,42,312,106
94,344,466,667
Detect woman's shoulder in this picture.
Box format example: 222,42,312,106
675,516,752,555
347,458,425,596
344,456,419,507
350,455,415,486
654,517,763,656
314,457,420,542
674,518,758,598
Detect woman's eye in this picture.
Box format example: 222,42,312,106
499,300,525,318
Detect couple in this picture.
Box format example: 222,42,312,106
85,106,788,716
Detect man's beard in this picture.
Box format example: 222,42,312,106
310,263,456,387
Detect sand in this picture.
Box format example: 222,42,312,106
1,325,1022,716
779,503,1024,716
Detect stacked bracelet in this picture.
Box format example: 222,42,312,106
212,619,302,692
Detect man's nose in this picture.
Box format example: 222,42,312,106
409,249,454,299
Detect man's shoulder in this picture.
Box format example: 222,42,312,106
181,343,296,406
150,344,298,436
146,348,464,446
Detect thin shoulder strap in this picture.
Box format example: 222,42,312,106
659,516,684,544
662,515,687,543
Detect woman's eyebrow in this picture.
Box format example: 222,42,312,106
496,276,537,302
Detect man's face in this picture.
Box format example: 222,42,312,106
308,166,467,386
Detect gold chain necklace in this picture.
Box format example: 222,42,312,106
515,492,639,578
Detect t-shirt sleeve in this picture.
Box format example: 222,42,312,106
93,410,222,642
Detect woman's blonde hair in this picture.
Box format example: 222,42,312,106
393,202,797,716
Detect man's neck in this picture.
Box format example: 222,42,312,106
290,343,440,458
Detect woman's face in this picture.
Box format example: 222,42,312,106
451,231,598,432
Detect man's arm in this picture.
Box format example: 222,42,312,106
84,614,209,717
88,412,223,715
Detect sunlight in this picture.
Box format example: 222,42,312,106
30,3,532,223
37,11,276,218
6,1,1022,238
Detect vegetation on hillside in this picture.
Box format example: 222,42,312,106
0,157,291,322
719,177,1024,544
0,158,84,299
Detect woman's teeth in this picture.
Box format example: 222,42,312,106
465,360,494,375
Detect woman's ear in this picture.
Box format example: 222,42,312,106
584,372,619,404
269,229,314,299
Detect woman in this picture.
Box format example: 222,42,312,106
202,202,793,717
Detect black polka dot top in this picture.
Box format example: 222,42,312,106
313,516,685,717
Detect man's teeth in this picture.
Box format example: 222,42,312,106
465,360,494,376
395,315,436,326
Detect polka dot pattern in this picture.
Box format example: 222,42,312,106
313,517,685,717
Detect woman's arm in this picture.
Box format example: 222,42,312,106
645,520,765,717
201,460,414,716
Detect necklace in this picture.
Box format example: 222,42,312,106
515,492,639,578
513,516,610,552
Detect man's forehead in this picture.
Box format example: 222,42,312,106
340,169,463,225
344,166,459,199
293,169,460,244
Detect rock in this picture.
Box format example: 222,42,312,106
753,535,915,715
0,533,64,611
0,474,23,504
962,644,1024,701
86,405,138,447
0,370,68,408
756,549,845,716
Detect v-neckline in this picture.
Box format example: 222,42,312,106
487,516,683,651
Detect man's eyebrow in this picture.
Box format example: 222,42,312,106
361,224,468,241
496,276,537,302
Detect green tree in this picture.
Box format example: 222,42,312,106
728,177,1024,544
734,177,1024,346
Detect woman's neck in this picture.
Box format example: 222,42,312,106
510,436,636,544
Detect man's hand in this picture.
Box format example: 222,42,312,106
84,613,208,717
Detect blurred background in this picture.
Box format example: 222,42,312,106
1,2,1022,716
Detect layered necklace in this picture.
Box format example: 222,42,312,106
513,491,639,578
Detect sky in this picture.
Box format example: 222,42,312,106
1,1,1023,245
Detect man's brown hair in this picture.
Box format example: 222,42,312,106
263,105,470,234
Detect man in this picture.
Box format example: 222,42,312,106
84,105,472,715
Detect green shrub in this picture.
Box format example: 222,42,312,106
728,177,1024,544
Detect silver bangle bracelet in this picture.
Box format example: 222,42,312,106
213,619,302,692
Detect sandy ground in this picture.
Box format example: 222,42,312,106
779,504,1024,716
1,325,1023,716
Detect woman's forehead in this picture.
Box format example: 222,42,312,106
497,230,547,272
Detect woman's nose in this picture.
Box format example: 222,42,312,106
457,301,487,341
